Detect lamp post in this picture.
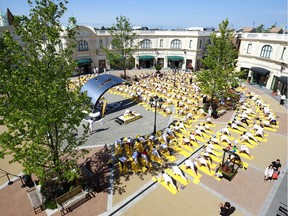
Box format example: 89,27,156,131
173,66,177,87
149,95,164,136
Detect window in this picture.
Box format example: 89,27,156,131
171,39,182,49
246,43,252,54
189,40,193,48
160,39,163,47
78,40,88,51
99,39,103,47
198,40,202,49
281,47,286,60
260,45,272,58
141,39,152,48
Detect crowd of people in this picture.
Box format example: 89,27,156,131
108,71,281,186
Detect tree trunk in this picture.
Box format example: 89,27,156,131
123,69,127,79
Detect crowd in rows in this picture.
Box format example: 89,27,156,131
107,71,280,188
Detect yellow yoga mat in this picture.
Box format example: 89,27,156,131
180,164,202,179
152,176,178,195
216,132,235,141
179,143,195,153
229,128,246,134
165,168,190,186
233,139,256,149
193,178,201,184
163,152,177,162
201,152,222,164
237,151,254,160
213,176,222,181
241,161,249,169
203,132,212,139
206,129,215,134
197,164,215,176
255,136,268,142
195,136,207,143
263,126,277,132
173,145,191,157
207,123,216,127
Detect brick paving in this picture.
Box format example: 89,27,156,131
0,70,287,216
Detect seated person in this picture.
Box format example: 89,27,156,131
271,159,281,173
264,165,274,181
123,109,134,117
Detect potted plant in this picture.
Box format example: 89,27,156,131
155,64,162,73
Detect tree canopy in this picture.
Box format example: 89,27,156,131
103,16,139,79
0,0,90,184
196,19,238,112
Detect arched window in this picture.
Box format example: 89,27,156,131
78,40,88,51
141,39,152,48
171,39,182,49
260,45,272,58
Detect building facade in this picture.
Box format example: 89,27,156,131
236,33,287,95
73,25,212,73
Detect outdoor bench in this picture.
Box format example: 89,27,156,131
27,187,44,214
217,109,227,117
55,185,93,215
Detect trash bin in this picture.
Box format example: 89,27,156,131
23,175,34,188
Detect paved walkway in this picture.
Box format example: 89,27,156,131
0,69,287,216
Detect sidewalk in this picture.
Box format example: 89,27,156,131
0,71,287,216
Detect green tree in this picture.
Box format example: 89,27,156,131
196,19,238,114
255,24,265,33
0,0,90,184
103,16,139,79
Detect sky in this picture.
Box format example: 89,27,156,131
0,0,287,30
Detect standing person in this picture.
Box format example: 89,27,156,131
93,67,97,74
87,118,94,135
219,202,231,216
280,95,286,105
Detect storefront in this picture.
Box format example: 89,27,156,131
272,76,287,96
250,67,270,86
138,55,155,69
167,56,184,69
77,58,93,74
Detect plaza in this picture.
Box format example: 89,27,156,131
0,69,287,216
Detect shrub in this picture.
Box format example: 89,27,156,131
44,199,57,209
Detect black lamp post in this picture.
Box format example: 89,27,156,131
149,95,164,136
173,66,177,87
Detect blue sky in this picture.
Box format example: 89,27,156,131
1,0,287,30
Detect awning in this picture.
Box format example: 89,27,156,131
139,55,155,60
77,58,93,65
168,56,184,61
251,67,270,75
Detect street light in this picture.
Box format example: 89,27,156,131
173,66,177,87
149,95,164,136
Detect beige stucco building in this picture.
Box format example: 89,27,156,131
74,25,212,73
236,32,287,95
